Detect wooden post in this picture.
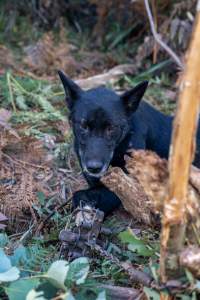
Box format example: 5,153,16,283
160,1,200,282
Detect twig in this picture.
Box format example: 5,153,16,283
0,119,20,139
152,0,158,64
6,72,17,112
18,224,35,244
2,152,48,170
144,0,184,69
12,224,35,249
91,243,153,287
36,197,72,233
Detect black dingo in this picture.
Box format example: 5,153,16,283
58,71,200,214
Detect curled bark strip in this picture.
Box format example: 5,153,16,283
190,166,200,194
102,166,154,225
179,246,200,278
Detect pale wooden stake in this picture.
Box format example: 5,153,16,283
160,2,200,282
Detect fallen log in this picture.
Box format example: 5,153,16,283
102,150,200,247
76,64,136,90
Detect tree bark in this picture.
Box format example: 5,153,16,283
160,4,200,282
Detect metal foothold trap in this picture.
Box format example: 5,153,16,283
59,204,112,260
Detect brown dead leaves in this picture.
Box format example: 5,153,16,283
0,119,54,230
0,45,16,75
23,31,80,78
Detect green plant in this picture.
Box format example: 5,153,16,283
0,72,69,139
0,247,106,300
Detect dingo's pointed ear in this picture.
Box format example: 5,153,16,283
58,70,83,109
121,81,148,114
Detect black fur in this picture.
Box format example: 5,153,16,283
58,71,200,214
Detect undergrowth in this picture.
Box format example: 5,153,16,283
0,1,198,298
0,71,196,299
0,72,68,139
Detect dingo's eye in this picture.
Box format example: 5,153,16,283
80,120,89,131
106,125,115,135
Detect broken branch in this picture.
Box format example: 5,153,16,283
76,64,137,90
144,0,183,69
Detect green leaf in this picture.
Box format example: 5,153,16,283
37,95,55,112
26,289,46,300
0,248,11,272
109,24,136,50
6,278,40,300
11,245,28,266
144,287,160,300
16,95,28,110
195,280,200,291
149,263,159,282
66,257,90,286
128,244,154,257
119,230,154,257
185,269,195,284
178,295,193,300
192,292,197,300
0,249,20,282
36,282,58,299
0,266,20,282
119,229,143,245
36,191,46,206
46,260,69,290
127,60,171,83
96,290,106,300
0,233,8,247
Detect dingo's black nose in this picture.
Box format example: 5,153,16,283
86,160,103,174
